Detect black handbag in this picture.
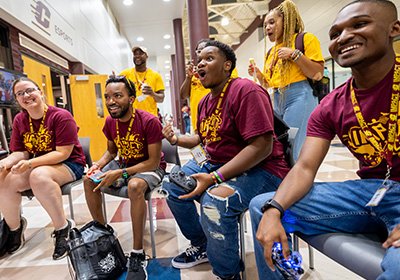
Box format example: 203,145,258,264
67,221,127,280
0,219,10,257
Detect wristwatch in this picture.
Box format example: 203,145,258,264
121,168,129,179
261,199,284,219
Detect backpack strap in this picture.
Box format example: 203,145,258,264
295,32,306,53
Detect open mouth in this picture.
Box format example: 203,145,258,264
197,69,206,79
339,44,361,54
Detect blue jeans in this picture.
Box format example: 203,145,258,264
184,117,190,134
249,179,400,280
163,159,282,278
273,80,318,161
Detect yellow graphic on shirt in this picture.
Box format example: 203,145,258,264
343,113,400,166
23,127,52,154
199,113,222,144
115,133,144,160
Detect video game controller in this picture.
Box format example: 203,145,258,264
169,165,197,193
89,170,104,184
271,242,304,280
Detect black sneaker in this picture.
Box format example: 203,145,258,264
171,244,208,269
0,219,10,257
7,217,27,254
52,219,75,260
126,252,148,280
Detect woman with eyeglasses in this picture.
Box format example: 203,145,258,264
0,77,85,260
248,0,324,161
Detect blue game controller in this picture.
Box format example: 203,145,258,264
271,242,304,280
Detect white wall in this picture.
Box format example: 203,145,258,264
0,0,131,74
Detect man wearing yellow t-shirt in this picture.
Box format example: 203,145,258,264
180,40,238,131
120,46,165,117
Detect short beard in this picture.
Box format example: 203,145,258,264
108,105,130,119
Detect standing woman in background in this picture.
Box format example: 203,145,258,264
0,77,85,260
249,0,324,160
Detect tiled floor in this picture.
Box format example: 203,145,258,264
0,139,365,280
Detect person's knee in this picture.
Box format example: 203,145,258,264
249,193,274,213
29,167,53,190
127,179,147,199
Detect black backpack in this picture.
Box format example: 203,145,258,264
267,32,330,101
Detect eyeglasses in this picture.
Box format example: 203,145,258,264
14,87,39,98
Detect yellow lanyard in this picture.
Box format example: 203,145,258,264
29,107,48,134
116,110,135,163
134,69,148,89
200,78,231,144
350,55,400,169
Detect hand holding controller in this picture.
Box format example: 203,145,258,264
169,165,197,193
89,170,104,184
271,242,304,280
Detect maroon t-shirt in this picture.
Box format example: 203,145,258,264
308,66,400,181
10,105,85,166
103,109,166,170
197,78,289,179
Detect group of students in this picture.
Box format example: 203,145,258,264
0,0,399,280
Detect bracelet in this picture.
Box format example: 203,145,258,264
212,171,222,184
28,159,32,169
216,170,225,182
210,173,219,185
291,49,303,62
170,136,179,145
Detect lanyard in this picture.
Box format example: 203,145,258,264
134,69,148,89
199,78,231,145
29,107,48,134
350,55,400,172
116,110,135,165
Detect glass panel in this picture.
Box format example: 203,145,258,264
94,83,104,118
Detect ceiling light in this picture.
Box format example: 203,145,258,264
163,34,171,40
165,65,170,69
164,44,171,50
136,36,144,42
123,0,133,6
163,0,171,2
221,17,230,26
165,60,170,64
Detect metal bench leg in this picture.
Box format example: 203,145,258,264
101,192,108,223
68,193,75,220
308,245,315,269
148,198,156,258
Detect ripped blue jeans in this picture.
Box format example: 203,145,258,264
163,159,282,278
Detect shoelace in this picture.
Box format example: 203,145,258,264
129,254,145,272
185,245,200,256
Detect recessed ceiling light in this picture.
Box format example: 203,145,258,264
165,60,170,64
165,65,170,69
136,36,144,42
163,34,171,40
221,17,230,26
123,0,133,6
164,44,171,49
163,0,171,2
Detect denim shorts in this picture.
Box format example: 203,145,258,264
102,160,165,192
63,159,85,180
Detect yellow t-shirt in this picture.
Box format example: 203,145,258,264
189,68,238,129
120,67,165,116
263,33,324,88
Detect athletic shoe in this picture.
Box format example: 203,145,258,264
215,274,241,280
126,252,148,280
52,219,75,260
7,216,27,254
171,244,208,269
